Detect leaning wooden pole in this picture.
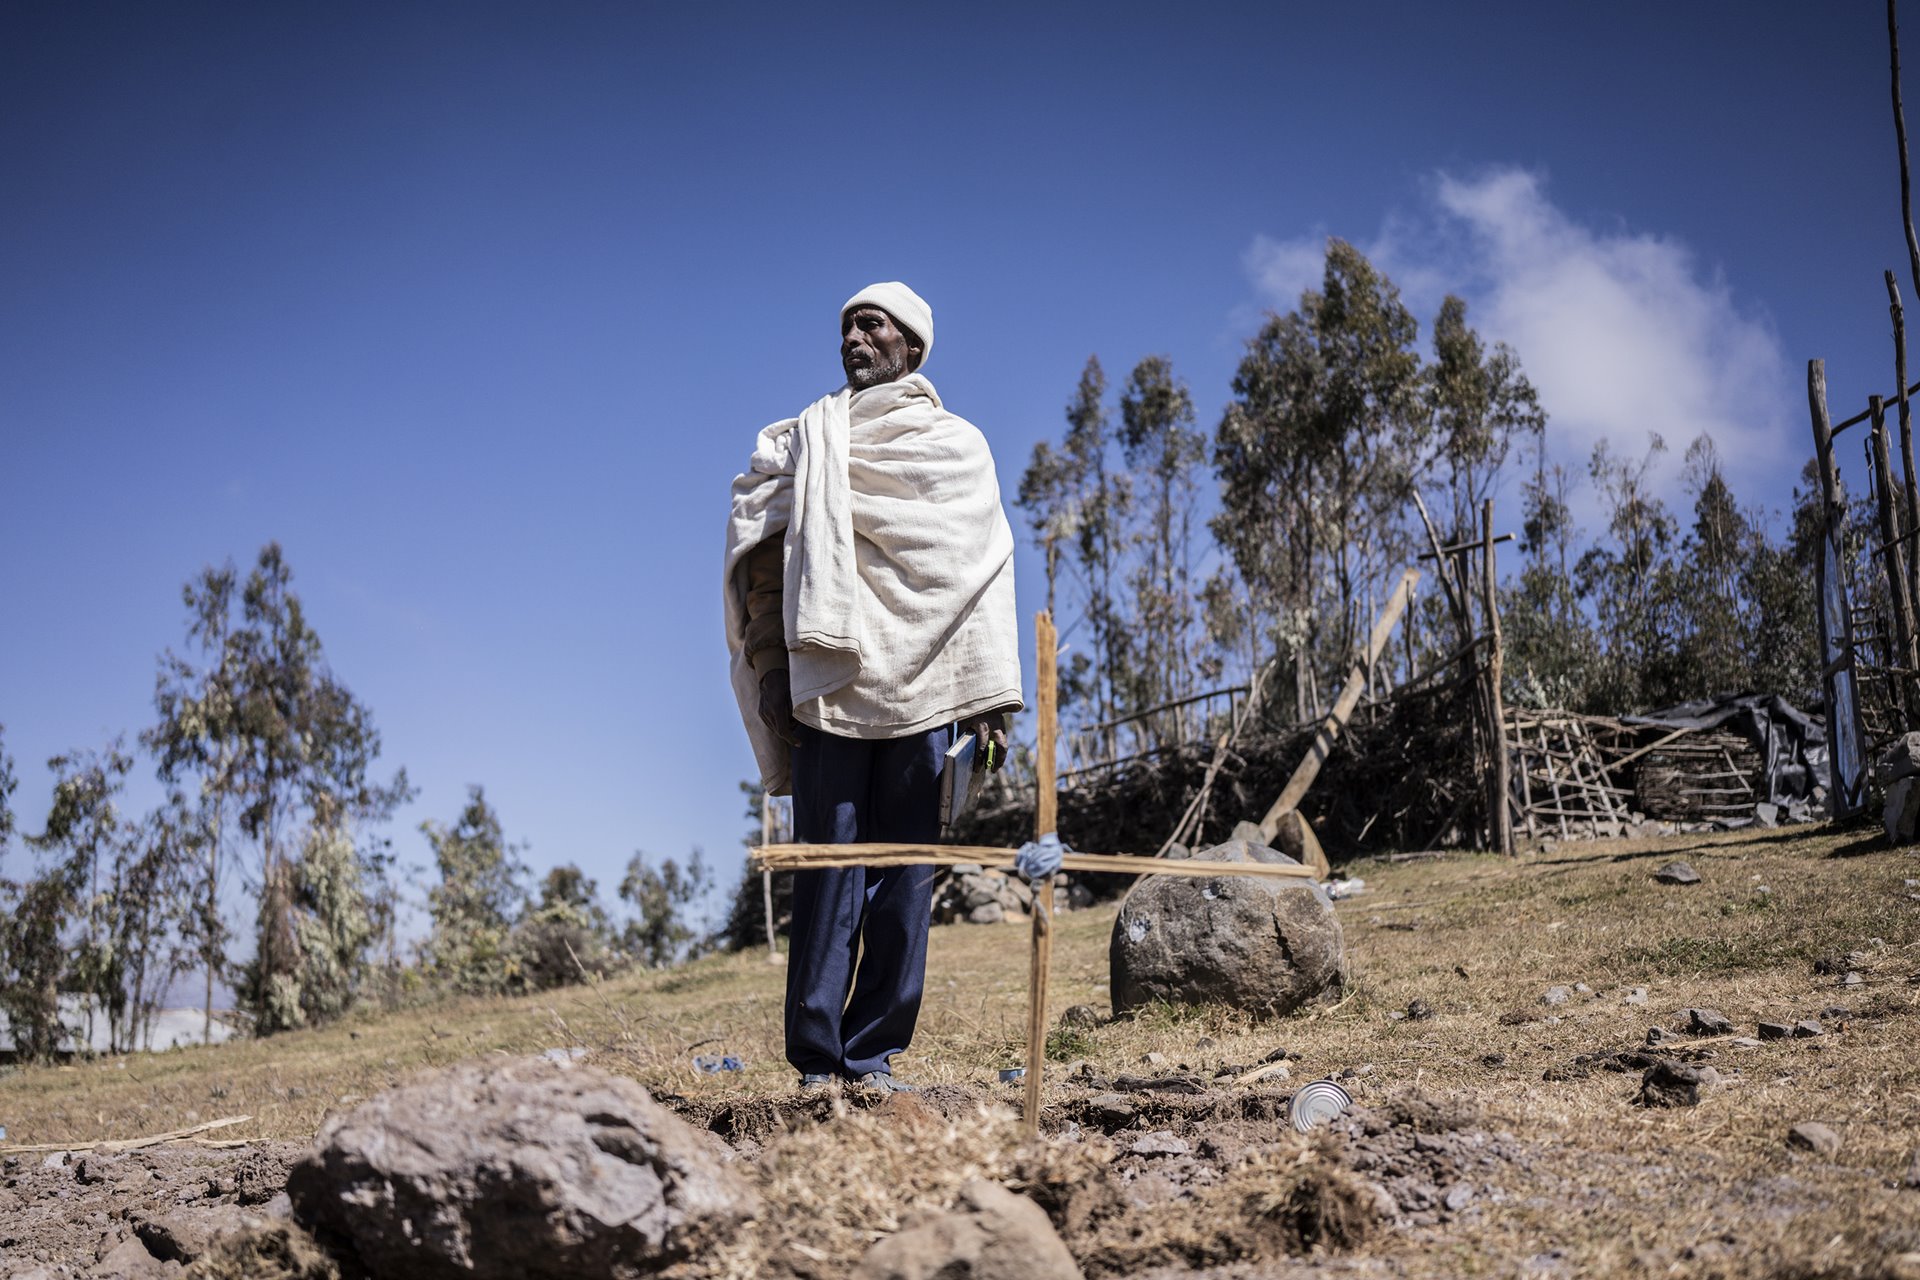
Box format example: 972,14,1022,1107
1871,395,1920,716
1893,0,1920,306
1890,273,1920,620
1481,501,1515,856
1023,610,1058,1138
1258,567,1422,841
1811,360,1870,818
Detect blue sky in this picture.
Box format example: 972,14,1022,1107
0,2,1903,924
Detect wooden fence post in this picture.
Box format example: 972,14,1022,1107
1810,359,1870,818
1481,501,1514,856
1023,611,1058,1138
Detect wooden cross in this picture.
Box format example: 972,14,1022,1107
752,610,1324,1135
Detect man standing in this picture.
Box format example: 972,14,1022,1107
723,282,1022,1091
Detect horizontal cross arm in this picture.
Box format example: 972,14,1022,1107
750,842,1322,881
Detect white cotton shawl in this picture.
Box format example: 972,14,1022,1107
723,373,1023,795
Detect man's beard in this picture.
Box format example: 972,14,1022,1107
845,351,909,390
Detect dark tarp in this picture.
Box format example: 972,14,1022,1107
1624,693,1827,806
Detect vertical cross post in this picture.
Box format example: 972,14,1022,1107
1481,501,1514,857
1022,610,1058,1138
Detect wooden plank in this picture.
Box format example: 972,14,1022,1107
752,844,1322,880
1257,566,1422,843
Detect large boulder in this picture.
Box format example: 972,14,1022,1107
286,1057,756,1280
853,1179,1083,1280
1109,835,1347,1017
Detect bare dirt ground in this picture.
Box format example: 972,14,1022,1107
2,824,1918,1278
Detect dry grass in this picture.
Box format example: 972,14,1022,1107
4,824,1919,1277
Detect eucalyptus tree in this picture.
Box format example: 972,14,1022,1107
1017,356,1134,723
1424,295,1546,543
219,543,411,1032
1116,356,1207,713
421,785,525,993
145,562,242,1041
26,742,135,1051
1214,239,1427,717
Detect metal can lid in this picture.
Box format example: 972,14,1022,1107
1288,1078,1353,1133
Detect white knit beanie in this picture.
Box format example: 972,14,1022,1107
841,282,934,370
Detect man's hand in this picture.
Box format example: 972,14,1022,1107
758,669,798,746
967,710,1010,773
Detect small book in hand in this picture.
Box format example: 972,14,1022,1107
939,732,980,835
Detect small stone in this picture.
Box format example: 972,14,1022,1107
1542,986,1571,1007
1542,1015,1562,1026
1623,987,1649,1006
1057,1004,1100,1030
1842,971,1864,988
1683,1008,1734,1035
1793,1019,1824,1038
1654,861,1701,885
853,1179,1082,1280
1756,1022,1792,1041
1128,1130,1191,1157
1443,1183,1475,1212
1140,1051,1168,1067
1786,1122,1841,1156
1637,1061,1718,1108
1406,998,1435,1021
1901,1149,1920,1189
1573,983,1593,996
968,902,1005,925
1645,1026,1672,1046
1088,1094,1135,1126
1754,802,1780,828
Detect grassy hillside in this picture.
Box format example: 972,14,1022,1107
3,824,1917,1277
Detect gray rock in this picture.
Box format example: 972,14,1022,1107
1793,1019,1824,1038
1786,1122,1841,1156
1887,777,1920,845
1128,1131,1191,1157
1109,836,1346,1018
287,1057,757,1280
968,902,1006,926
1623,987,1649,1006
1442,1183,1475,1212
1756,1021,1792,1041
1903,1149,1920,1189
1087,1094,1136,1127
854,1179,1084,1280
1683,1007,1734,1035
1057,1004,1100,1030
1542,986,1571,1007
1654,861,1701,885
1754,801,1780,828
1843,971,1865,988
1875,732,1920,789
1637,1061,1718,1108
88,1237,169,1279
129,1204,246,1263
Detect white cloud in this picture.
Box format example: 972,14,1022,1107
1243,230,1328,311
1246,168,1796,528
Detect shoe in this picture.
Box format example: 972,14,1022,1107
798,1073,835,1091
854,1071,917,1094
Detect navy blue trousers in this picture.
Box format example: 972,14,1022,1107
785,721,945,1079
